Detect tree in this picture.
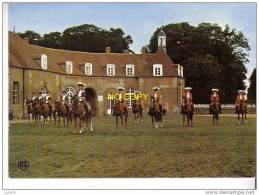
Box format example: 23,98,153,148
41,32,62,49
248,68,256,102
18,30,42,45
18,24,133,53
148,22,250,103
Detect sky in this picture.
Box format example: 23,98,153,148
8,2,256,86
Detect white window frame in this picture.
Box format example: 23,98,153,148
106,64,115,76
153,64,163,76
84,63,92,75
126,64,134,76
180,66,183,77
66,60,73,74
41,54,48,70
126,88,135,108
13,81,19,105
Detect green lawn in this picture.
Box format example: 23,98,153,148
9,114,256,178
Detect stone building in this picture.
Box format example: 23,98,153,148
9,30,184,118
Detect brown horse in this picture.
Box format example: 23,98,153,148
72,96,87,133
32,99,41,123
24,99,33,123
113,100,128,128
84,101,93,132
148,96,163,128
237,101,247,124
182,101,193,127
132,100,143,123
53,101,70,127
39,99,50,125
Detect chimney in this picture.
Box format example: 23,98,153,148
106,47,111,53
123,49,129,54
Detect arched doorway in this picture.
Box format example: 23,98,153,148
85,87,98,116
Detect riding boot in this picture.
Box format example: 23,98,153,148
112,108,115,116
180,105,183,114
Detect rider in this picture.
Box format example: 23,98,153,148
181,87,194,113
61,90,70,111
112,87,127,116
31,92,38,101
38,92,43,101
152,87,162,113
209,89,221,114
44,90,53,112
235,90,247,114
75,82,91,111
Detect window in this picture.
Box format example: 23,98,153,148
85,63,92,75
106,64,115,76
153,64,163,76
126,64,134,76
180,66,184,77
66,61,73,74
13,81,19,105
41,54,47,70
125,88,135,108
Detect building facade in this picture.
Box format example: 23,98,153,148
9,31,185,118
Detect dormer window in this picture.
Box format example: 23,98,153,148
106,64,115,76
85,63,92,75
66,60,73,74
126,64,134,76
41,54,47,70
153,64,163,76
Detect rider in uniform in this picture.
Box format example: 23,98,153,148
235,90,247,114
44,90,53,112
61,90,70,111
181,87,194,113
38,92,43,101
209,89,221,114
152,87,162,113
31,92,38,101
75,83,91,111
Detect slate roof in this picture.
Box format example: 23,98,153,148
9,32,179,77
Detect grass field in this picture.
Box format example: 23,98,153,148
9,114,256,178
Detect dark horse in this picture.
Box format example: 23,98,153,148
182,101,193,127
148,96,163,128
211,102,220,126
53,101,71,127
112,100,128,128
132,100,143,123
237,101,247,124
24,99,33,123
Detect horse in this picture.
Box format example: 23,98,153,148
71,96,87,133
112,100,128,128
24,99,33,123
32,99,41,123
148,96,163,128
132,100,143,123
182,101,193,127
39,99,50,125
237,101,247,124
53,101,70,127
211,102,220,126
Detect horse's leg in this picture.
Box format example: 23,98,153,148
242,112,244,124
116,115,118,128
90,116,93,132
183,114,185,126
237,113,240,125
125,113,128,129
